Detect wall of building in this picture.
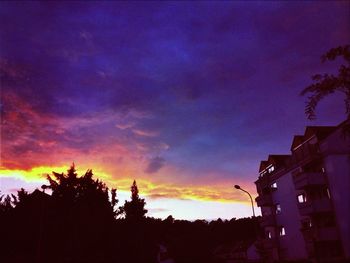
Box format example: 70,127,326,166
271,171,308,260
256,121,350,262
321,128,350,259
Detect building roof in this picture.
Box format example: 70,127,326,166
259,155,290,173
267,155,290,165
290,126,337,151
258,121,345,174
259,161,269,172
290,135,304,151
304,126,336,141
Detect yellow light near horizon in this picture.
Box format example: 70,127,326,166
0,165,256,206
0,165,111,183
0,166,63,182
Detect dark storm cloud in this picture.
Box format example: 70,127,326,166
1,1,349,183
145,157,166,174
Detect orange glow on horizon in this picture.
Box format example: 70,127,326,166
0,165,257,205
0,92,258,209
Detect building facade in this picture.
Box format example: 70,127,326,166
255,121,350,262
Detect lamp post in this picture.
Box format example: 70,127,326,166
234,185,255,217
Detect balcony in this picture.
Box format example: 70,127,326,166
293,172,327,190
318,227,339,241
256,194,273,207
301,226,339,241
304,242,315,257
260,214,276,227
256,175,270,189
298,198,333,216
291,143,320,164
262,238,278,249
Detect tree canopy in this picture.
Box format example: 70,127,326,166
122,180,148,221
0,165,260,263
301,45,350,120
42,164,117,219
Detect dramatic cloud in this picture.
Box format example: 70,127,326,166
145,157,166,174
0,1,349,219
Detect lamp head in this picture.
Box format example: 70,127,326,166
234,185,241,190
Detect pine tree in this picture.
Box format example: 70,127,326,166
122,180,147,221
0,194,13,213
42,164,117,218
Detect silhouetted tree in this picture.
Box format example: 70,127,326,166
122,180,147,221
111,188,118,215
164,215,175,225
1,166,263,263
39,164,118,262
0,194,13,213
11,188,29,207
301,45,350,120
43,164,117,215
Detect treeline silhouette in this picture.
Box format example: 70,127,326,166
0,165,259,263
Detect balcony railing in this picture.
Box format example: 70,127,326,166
298,198,333,216
256,175,270,189
304,241,315,258
301,226,339,241
291,143,320,164
260,214,276,227
293,172,327,190
256,194,273,207
262,238,278,249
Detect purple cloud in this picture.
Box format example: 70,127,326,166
1,1,349,186
145,157,166,174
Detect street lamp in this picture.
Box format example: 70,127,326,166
234,185,255,217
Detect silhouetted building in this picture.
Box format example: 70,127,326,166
255,120,350,263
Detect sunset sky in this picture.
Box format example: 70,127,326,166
0,1,349,220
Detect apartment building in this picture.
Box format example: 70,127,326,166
255,121,350,262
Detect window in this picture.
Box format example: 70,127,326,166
309,187,330,200
297,193,307,203
271,182,277,189
260,170,267,177
276,204,282,214
301,219,312,229
268,165,275,173
279,226,286,236
267,231,272,239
